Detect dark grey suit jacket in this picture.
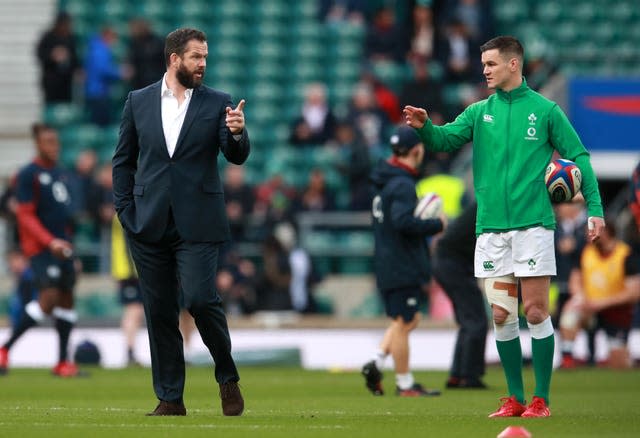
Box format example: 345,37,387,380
112,80,250,243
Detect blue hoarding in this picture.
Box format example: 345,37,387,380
569,78,640,152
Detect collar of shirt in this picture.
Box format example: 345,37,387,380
161,73,193,157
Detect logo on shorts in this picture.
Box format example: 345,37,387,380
407,297,417,307
528,258,537,271
483,260,495,271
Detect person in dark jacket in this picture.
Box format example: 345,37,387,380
433,200,489,388
36,11,79,104
361,126,445,397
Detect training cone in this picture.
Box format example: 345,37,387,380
497,426,532,438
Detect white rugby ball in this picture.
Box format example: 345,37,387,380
414,192,443,219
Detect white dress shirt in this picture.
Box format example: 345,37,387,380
161,74,193,157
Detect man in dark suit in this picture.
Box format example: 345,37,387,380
112,28,248,417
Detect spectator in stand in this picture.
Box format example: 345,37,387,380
292,168,336,214
361,70,402,124
289,82,337,146
364,6,408,64
127,18,166,90
216,247,257,316
408,3,436,63
66,149,99,229
398,60,445,124
254,173,297,234
318,0,367,26
443,0,492,42
84,26,129,126
255,234,292,311
346,82,391,162
330,121,371,210
523,39,559,92
559,221,640,369
223,164,255,242
435,18,482,84
274,222,319,314
36,11,79,104
552,198,587,331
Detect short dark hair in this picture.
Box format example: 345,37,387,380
164,28,207,66
31,122,55,140
480,36,524,62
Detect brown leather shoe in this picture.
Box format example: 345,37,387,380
219,382,244,416
146,400,187,416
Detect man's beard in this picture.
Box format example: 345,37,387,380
176,64,204,89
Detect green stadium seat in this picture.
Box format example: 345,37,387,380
493,1,530,25
43,103,84,128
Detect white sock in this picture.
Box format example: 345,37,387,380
25,301,45,322
562,340,574,355
396,372,414,390
527,315,554,339
372,349,387,369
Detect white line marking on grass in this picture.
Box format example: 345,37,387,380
0,422,346,430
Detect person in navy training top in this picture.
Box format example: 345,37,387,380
0,123,80,377
361,126,446,397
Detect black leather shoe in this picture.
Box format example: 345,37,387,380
146,400,187,416
446,376,488,389
219,382,244,416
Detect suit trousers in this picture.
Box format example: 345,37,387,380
126,213,239,403
433,253,488,380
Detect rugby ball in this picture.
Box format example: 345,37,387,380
544,159,582,203
414,192,443,219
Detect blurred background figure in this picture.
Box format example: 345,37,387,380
84,26,128,126
552,198,587,331
255,233,292,311
331,121,371,211
408,3,436,63
364,6,406,64
0,123,79,377
433,201,488,389
318,0,367,26
36,11,79,104
559,221,640,369
289,82,337,146
5,250,37,332
436,18,481,85
126,18,165,90
223,164,255,243
111,215,143,366
274,222,319,314
292,168,336,214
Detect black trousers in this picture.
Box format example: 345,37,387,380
433,253,488,380
126,214,239,403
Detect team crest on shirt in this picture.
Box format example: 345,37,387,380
38,172,52,185
528,113,537,125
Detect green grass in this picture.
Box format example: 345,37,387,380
0,365,639,437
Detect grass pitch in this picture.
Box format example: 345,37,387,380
0,365,638,438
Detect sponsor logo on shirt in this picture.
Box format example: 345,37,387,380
483,114,494,123
483,260,495,271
